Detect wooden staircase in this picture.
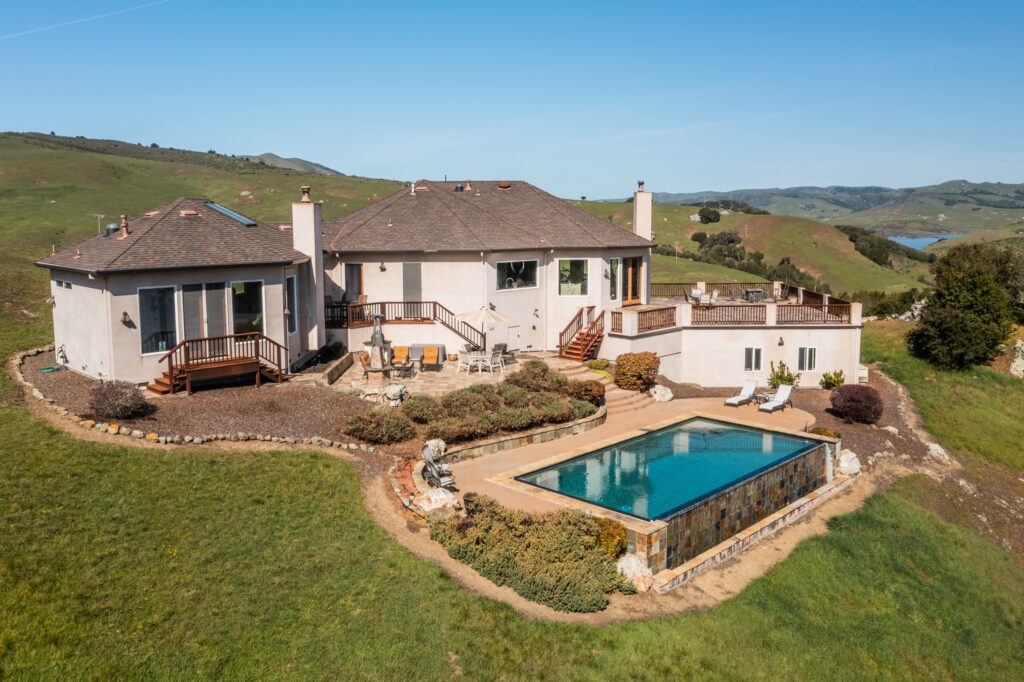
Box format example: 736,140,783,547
148,332,288,395
558,307,604,362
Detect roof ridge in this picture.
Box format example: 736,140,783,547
327,186,408,251
430,181,547,247
105,197,189,270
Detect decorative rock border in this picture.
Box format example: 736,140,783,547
441,404,607,463
9,345,375,453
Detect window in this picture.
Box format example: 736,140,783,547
231,281,264,334
285,276,298,335
54,279,72,289
558,259,588,296
139,287,177,354
798,347,817,371
609,258,619,301
497,260,538,290
344,263,363,301
744,347,762,371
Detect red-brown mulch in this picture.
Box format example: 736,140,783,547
22,351,371,441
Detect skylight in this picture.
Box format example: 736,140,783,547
205,202,257,226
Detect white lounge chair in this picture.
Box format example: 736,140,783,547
725,380,757,407
710,289,719,303
759,384,794,413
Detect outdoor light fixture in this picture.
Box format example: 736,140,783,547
778,337,784,346
121,311,131,324
379,262,386,272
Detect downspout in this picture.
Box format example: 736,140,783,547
480,251,487,348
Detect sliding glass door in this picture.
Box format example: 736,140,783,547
231,281,264,334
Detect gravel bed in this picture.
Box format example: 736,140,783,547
22,351,370,440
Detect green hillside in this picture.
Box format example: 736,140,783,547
0,133,401,252
577,200,927,293
924,223,1024,254
651,254,765,283
653,181,1024,235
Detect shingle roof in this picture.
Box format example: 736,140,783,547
36,198,308,274
323,180,652,253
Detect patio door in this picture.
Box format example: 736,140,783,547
622,257,642,306
182,284,204,341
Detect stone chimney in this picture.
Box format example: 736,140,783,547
632,180,653,241
292,186,326,350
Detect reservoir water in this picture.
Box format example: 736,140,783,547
890,234,963,250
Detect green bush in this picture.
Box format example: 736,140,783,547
593,517,628,559
342,409,415,444
613,352,660,391
529,392,573,424
465,383,503,410
440,389,489,418
830,385,884,424
430,494,635,613
496,382,530,408
566,379,605,405
401,395,445,424
89,380,152,420
585,358,611,371
425,414,497,443
767,361,800,388
506,360,568,393
493,407,540,432
907,306,1010,369
819,370,845,390
569,399,598,420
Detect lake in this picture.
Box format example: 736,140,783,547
890,234,964,250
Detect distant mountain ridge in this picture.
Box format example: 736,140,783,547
242,153,343,176
652,181,1024,235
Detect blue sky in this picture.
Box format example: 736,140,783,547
1,0,1021,197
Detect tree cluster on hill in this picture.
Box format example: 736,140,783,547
697,207,721,224
834,224,936,267
839,289,925,317
657,231,830,292
696,199,770,215
907,244,1024,369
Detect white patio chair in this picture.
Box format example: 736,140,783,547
699,293,711,304
710,289,719,303
481,351,504,374
690,288,703,303
724,380,757,407
759,384,794,413
456,350,473,374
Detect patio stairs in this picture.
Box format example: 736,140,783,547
558,307,604,362
559,330,604,362
552,362,655,416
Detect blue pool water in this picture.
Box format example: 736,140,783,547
516,418,819,520
890,234,963,250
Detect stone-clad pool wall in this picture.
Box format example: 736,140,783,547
660,443,828,570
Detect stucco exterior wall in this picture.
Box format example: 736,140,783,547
50,271,112,380
102,265,290,385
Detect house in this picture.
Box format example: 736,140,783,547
37,180,863,392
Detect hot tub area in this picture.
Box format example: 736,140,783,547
495,413,841,582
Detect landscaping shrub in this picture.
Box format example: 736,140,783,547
767,361,800,388
830,385,884,424
569,399,598,421
465,383,503,410
494,407,540,432
819,370,845,390
496,382,530,408
430,494,635,612
613,352,660,391
89,380,151,419
401,395,445,424
425,414,497,443
585,358,610,371
529,391,573,423
593,517,627,559
342,409,416,444
567,379,605,405
506,360,567,392
808,426,841,439
440,389,489,419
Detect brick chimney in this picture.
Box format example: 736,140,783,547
117,214,129,240
632,180,652,241
292,186,326,349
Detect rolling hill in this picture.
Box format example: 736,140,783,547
652,181,1024,236
242,153,343,175
577,200,928,293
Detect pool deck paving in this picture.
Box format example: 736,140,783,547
449,397,817,517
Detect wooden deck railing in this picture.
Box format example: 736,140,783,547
650,282,697,299
777,304,851,325
610,310,623,333
157,332,287,394
636,306,677,333
327,300,485,348
558,306,590,352
692,304,766,326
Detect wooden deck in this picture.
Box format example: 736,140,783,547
149,332,287,395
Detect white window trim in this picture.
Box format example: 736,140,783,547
285,275,299,336
556,258,590,297
744,347,762,372
137,284,181,356
495,259,540,292
229,279,267,336
798,346,817,371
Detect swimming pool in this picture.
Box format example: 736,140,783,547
516,418,821,521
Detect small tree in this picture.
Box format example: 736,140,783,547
691,231,708,244
698,207,721,224
767,361,800,388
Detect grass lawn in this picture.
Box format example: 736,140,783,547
651,254,765,283
862,321,1024,473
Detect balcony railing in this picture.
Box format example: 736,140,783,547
777,304,851,325
636,306,677,332
692,304,767,326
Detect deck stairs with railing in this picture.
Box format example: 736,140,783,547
558,307,604,362
148,332,288,395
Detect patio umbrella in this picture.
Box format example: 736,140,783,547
456,306,510,328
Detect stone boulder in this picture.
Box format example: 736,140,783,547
616,553,655,592
1009,340,1024,379
649,385,673,402
837,449,862,476
424,438,446,460
413,487,461,520
384,383,408,406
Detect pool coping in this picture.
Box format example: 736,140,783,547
489,409,841,539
